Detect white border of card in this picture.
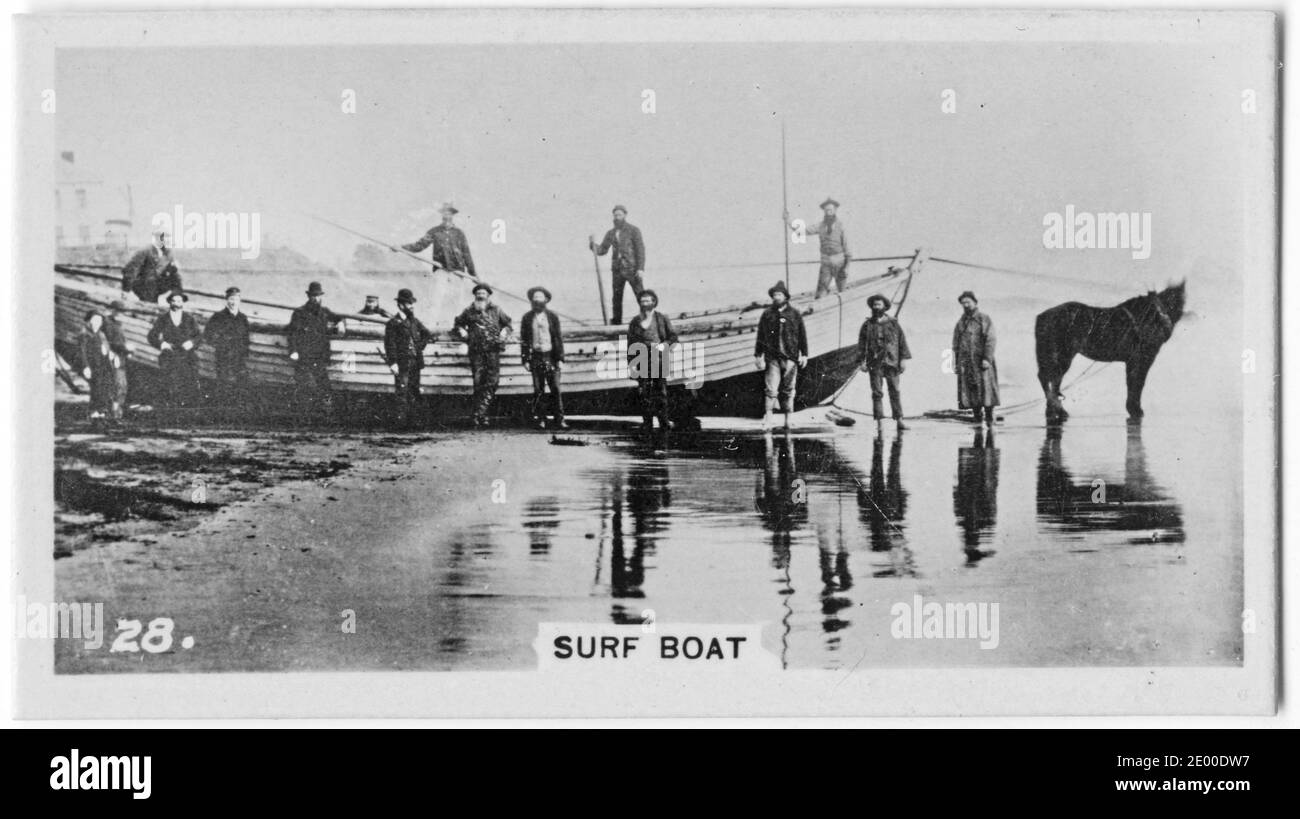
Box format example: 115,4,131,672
13,7,1277,718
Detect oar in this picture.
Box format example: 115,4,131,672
588,235,610,326
308,214,587,324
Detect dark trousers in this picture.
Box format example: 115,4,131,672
158,351,200,409
213,357,249,408
868,366,903,420
637,377,669,426
393,362,422,426
529,354,565,420
470,351,501,421
611,267,645,325
294,358,332,417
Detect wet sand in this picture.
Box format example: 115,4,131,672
54,399,1242,673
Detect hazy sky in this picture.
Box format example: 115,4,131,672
57,40,1260,314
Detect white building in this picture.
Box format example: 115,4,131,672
55,152,133,249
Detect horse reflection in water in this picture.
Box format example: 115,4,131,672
601,460,671,625
1036,426,1183,545
953,428,1000,566
856,435,914,579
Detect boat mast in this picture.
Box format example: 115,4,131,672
780,120,790,291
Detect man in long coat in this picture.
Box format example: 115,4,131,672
147,290,203,409
953,290,1000,426
287,281,346,419
79,309,129,422
204,286,252,406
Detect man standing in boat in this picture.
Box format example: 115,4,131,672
287,281,347,420
520,286,568,430
627,289,677,436
858,292,911,433
590,205,645,325
791,197,852,298
453,282,513,427
358,294,391,319
398,202,477,278
753,281,808,430
384,288,436,429
953,290,1000,427
122,228,182,304
203,286,252,409
147,290,203,410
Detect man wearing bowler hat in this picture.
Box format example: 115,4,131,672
953,290,1000,426
384,288,436,428
520,285,568,429
147,290,203,409
454,282,513,427
287,281,346,419
858,292,912,433
399,202,477,278
791,197,852,298
754,280,809,430
590,204,646,325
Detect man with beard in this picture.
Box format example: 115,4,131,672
627,289,677,436
383,288,436,428
520,286,568,430
287,281,346,420
953,290,1000,427
792,197,852,297
858,292,911,433
147,290,202,409
590,204,646,325
399,202,476,278
753,281,808,430
453,282,513,427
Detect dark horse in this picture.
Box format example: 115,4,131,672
1034,281,1186,424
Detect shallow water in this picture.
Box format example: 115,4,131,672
424,413,1242,670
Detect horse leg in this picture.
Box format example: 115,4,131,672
1125,355,1153,421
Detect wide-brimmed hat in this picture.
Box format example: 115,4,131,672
957,290,978,304
820,197,841,209
439,202,459,215
396,288,417,304
306,281,325,296
224,286,241,297
768,280,790,298
612,204,628,216
639,289,659,307
867,293,892,310
471,282,493,297
527,286,552,303
168,290,189,302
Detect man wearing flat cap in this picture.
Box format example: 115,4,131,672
287,281,346,419
858,292,912,432
399,202,477,278
953,291,999,426
520,286,568,430
384,288,437,428
754,280,808,429
590,205,646,325
791,198,852,298
147,290,203,409
359,295,392,319
204,286,252,407
454,282,513,427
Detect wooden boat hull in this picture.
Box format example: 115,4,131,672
54,264,902,419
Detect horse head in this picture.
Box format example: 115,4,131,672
1158,279,1187,323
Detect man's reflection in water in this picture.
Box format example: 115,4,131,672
1036,425,1183,543
953,427,999,566
755,430,808,571
857,433,915,578
521,497,561,555
608,462,671,624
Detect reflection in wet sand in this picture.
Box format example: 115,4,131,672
605,460,671,624
953,428,999,566
857,435,914,578
1036,426,1184,545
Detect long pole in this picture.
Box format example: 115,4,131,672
588,235,610,325
307,213,586,323
781,120,790,291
